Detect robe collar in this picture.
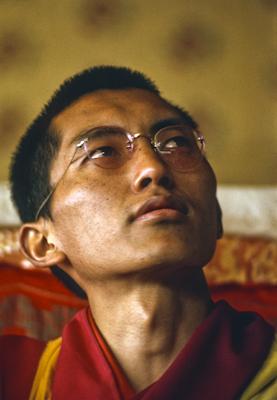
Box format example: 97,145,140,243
52,301,274,400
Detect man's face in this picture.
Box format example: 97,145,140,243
47,88,220,284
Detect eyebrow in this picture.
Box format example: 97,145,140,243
69,117,188,148
149,118,188,134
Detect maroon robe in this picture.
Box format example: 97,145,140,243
0,301,274,400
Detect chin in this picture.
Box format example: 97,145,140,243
136,237,216,272
134,247,198,272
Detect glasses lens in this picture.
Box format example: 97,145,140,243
82,127,131,169
155,126,204,171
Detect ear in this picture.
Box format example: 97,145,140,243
216,198,223,239
19,222,66,268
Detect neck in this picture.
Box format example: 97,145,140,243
85,268,212,392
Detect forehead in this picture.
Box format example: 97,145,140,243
51,88,182,148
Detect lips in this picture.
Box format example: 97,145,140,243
133,196,189,221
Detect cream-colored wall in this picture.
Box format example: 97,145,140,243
0,0,276,184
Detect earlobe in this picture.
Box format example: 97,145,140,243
19,223,66,268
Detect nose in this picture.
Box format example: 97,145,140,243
131,137,174,193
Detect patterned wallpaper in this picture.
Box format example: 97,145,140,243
0,0,276,184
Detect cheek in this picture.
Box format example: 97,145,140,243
50,178,136,281
54,172,123,215
51,178,125,246
177,161,217,209
51,157,134,243
176,164,218,253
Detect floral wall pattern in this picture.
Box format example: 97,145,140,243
0,0,276,184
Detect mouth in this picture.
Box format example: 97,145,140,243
133,196,189,223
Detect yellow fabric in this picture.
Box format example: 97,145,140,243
29,337,62,400
240,334,277,399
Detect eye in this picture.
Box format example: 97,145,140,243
74,127,129,169
163,135,194,151
88,146,118,160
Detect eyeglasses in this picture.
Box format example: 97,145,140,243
35,124,205,220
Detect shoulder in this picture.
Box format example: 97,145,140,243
0,335,46,400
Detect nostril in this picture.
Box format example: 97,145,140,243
138,175,173,191
159,175,173,190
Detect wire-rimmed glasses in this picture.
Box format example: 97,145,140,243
35,124,205,220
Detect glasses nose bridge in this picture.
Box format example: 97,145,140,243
130,131,174,193
129,131,171,174
131,132,157,153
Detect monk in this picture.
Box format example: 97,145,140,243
1,66,277,399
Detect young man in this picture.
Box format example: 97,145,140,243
1,66,276,399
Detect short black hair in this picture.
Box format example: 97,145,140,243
10,66,162,223
9,65,197,298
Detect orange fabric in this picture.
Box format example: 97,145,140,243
210,284,277,327
87,309,135,400
0,263,87,339
0,264,86,309
205,235,277,285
